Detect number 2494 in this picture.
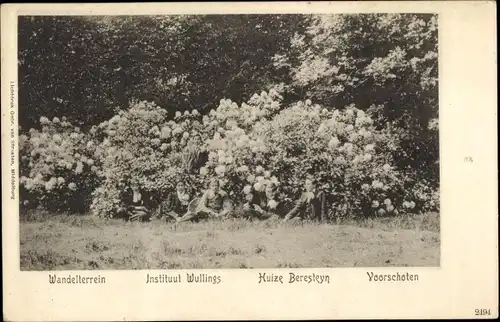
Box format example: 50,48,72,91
475,309,491,316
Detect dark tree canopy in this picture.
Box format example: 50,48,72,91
18,14,438,186
18,15,306,130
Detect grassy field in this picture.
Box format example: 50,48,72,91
20,212,440,270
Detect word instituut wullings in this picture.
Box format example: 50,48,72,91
146,273,223,284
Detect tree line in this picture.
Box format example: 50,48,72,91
19,14,438,187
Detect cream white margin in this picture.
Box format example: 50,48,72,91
1,2,498,321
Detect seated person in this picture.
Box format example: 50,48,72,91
115,182,151,222
176,178,233,223
283,176,326,222
245,182,281,221
156,181,190,221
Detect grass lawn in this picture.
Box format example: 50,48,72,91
20,212,440,270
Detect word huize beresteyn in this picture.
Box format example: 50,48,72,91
258,272,330,284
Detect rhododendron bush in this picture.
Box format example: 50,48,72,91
90,90,284,218
20,89,438,219
200,94,434,219
19,117,101,213
253,101,404,218
89,100,208,218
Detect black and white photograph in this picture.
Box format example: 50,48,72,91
17,13,441,270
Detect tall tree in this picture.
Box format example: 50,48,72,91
273,14,439,184
18,15,305,130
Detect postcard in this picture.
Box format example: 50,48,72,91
2,1,497,320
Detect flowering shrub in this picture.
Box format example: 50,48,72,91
20,89,439,220
88,90,283,217
195,89,284,209
190,91,437,219
19,116,101,213
89,101,208,217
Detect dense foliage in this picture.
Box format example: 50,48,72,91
19,117,101,213
19,15,305,130
273,14,439,183
19,14,439,219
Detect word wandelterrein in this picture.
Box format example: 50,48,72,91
145,273,222,284
49,274,106,284
258,272,330,284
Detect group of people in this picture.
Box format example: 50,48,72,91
116,176,328,224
